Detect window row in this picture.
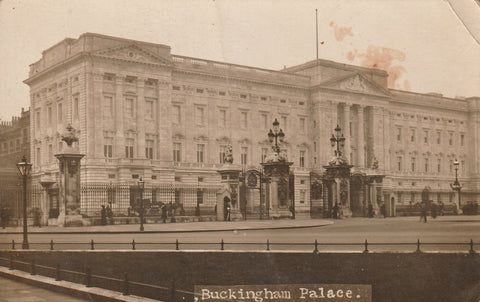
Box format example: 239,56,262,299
395,127,465,146
395,157,465,174
34,95,79,130
172,105,307,132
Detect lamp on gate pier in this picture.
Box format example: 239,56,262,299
268,118,285,154
16,156,32,249
138,177,145,231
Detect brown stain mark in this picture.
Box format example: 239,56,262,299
346,45,408,89
329,21,354,41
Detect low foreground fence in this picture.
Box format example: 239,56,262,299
0,249,479,302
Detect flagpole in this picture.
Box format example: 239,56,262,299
316,8,319,60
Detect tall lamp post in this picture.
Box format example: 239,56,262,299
16,156,32,249
268,118,285,154
450,159,462,214
138,177,145,231
330,125,346,158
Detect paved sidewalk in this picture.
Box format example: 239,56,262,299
0,218,333,234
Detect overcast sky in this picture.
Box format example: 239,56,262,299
0,0,479,120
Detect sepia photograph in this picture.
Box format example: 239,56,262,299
0,0,479,301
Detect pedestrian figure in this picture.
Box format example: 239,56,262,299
380,203,386,218
368,203,374,218
33,208,42,227
100,205,107,226
0,205,10,229
431,202,437,219
161,203,167,223
106,204,113,225
420,201,427,223
439,201,444,216
332,204,339,219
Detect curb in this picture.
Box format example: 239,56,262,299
0,266,158,302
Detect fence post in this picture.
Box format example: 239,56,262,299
90,239,95,250
31,258,36,275
416,239,421,253
220,239,224,251
266,239,270,251
55,264,61,281
9,255,13,270
313,240,318,254
50,240,54,250
470,239,475,254
11,240,15,250
363,239,369,253
176,239,179,250
85,267,92,287
123,272,130,296
132,239,136,250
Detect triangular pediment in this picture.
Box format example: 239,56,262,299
318,73,391,97
93,43,173,66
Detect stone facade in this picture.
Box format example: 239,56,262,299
24,33,480,217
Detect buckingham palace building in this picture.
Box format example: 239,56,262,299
23,33,480,222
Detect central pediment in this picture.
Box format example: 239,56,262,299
317,73,391,97
93,43,173,67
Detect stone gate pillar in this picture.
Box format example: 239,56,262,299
54,125,85,227
262,161,293,218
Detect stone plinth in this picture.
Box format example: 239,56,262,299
323,163,353,218
262,161,293,219
55,153,86,227
217,165,244,221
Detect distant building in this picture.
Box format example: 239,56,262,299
24,33,480,220
0,108,30,186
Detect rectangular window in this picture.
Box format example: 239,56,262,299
103,73,114,81
261,113,268,130
125,98,134,118
173,105,181,124
300,118,306,133
219,145,227,163
197,144,205,163
397,127,402,141
241,147,248,165
218,109,226,128
196,107,205,126
173,143,181,162
125,139,134,158
410,129,415,142
197,189,204,205
314,142,317,152
437,131,441,144
411,157,416,172
449,160,453,173
48,144,53,163
424,130,428,144
424,158,429,173
449,132,453,145
299,150,305,168
47,106,52,126
460,134,465,146
261,148,269,163
58,141,63,152
145,99,154,119
104,96,113,117
104,138,113,158
36,147,41,165
240,111,248,129
281,116,287,130
461,160,465,176
73,95,79,119
36,109,41,129
397,156,402,172
57,102,63,123
145,140,154,159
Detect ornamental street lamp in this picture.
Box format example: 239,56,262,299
330,124,346,158
268,118,285,154
16,156,32,249
138,177,145,231
450,159,462,213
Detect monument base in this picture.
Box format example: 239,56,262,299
270,209,292,219
57,214,91,227
230,211,244,221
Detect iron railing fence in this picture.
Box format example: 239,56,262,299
80,182,221,217
0,256,191,302
0,185,44,221
0,238,477,254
